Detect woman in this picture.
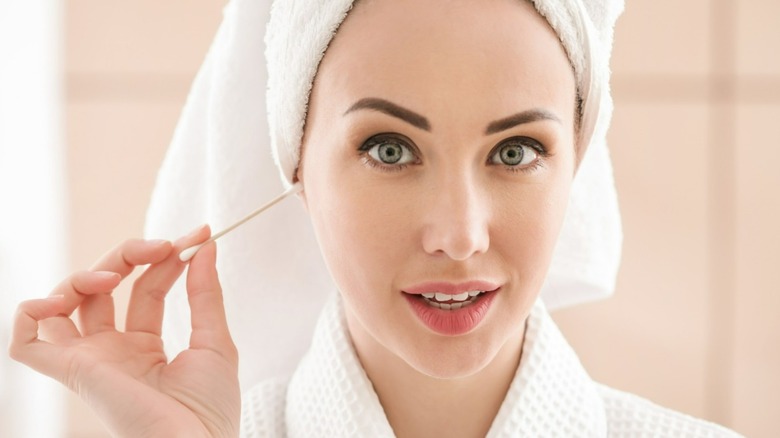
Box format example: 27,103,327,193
8,0,742,436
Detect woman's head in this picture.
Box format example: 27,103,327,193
294,0,578,378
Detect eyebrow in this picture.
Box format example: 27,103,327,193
484,108,562,135
343,97,561,135
344,97,431,131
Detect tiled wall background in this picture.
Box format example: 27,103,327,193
63,1,778,436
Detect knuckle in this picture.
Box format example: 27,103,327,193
68,270,90,289
14,300,30,313
224,341,240,365
7,329,21,355
118,237,143,251
15,299,36,317
7,342,22,362
188,284,215,298
8,311,29,362
145,286,169,302
131,275,173,302
100,239,143,269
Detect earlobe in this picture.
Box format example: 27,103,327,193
292,171,308,212
296,187,308,212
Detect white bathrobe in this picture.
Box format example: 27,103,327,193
239,294,741,437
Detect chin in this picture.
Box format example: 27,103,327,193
401,335,504,380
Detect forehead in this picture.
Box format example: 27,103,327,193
313,0,576,125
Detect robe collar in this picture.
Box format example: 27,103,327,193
285,293,607,437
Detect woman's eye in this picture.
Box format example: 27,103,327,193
366,139,416,165
490,140,540,167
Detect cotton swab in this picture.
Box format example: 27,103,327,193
178,182,303,262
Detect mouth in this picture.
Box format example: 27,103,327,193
407,289,492,310
401,279,502,310
401,284,501,336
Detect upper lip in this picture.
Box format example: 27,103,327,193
403,280,502,296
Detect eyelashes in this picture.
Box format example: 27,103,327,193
357,132,550,174
358,133,420,172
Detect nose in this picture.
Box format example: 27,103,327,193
420,173,490,261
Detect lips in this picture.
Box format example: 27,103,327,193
401,280,503,335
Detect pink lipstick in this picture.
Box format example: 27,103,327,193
402,280,501,336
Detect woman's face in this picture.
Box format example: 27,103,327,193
298,0,577,378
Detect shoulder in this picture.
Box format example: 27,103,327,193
596,384,744,438
240,376,290,438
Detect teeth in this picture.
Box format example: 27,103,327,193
421,291,485,302
434,292,452,301
425,299,474,310
419,289,488,310
450,292,468,301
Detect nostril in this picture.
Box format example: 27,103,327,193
421,221,489,261
420,182,490,259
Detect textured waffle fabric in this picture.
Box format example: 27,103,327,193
240,294,742,437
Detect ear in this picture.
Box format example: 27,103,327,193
293,168,308,212
296,188,308,213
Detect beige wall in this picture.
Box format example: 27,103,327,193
63,1,778,436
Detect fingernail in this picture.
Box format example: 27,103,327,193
147,239,170,246
187,224,206,237
46,294,65,301
94,271,120,281
187,223,209,238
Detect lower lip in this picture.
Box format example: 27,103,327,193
403,289,499,336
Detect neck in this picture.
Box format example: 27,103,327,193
346,314,526,438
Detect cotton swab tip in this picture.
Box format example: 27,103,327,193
179,244,204,262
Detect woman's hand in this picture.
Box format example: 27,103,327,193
7,224,240,437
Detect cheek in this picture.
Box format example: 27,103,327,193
305,159,412,298
494,176,573,285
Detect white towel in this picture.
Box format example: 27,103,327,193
144,0,624,390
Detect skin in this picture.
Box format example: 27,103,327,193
8,0,579,436
296,0,578,436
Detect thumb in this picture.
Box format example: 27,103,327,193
186,240,237,364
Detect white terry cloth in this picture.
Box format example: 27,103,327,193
240,293,743,437
144,0,623,391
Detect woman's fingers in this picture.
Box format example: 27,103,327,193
76,239,173,335
8,296,70,381
38,270,121,342
125,224,211,336
49,269,122,300
89,238,173,276
186,239,238,366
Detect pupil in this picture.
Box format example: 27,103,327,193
379,143,402,164
501,145,523,165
